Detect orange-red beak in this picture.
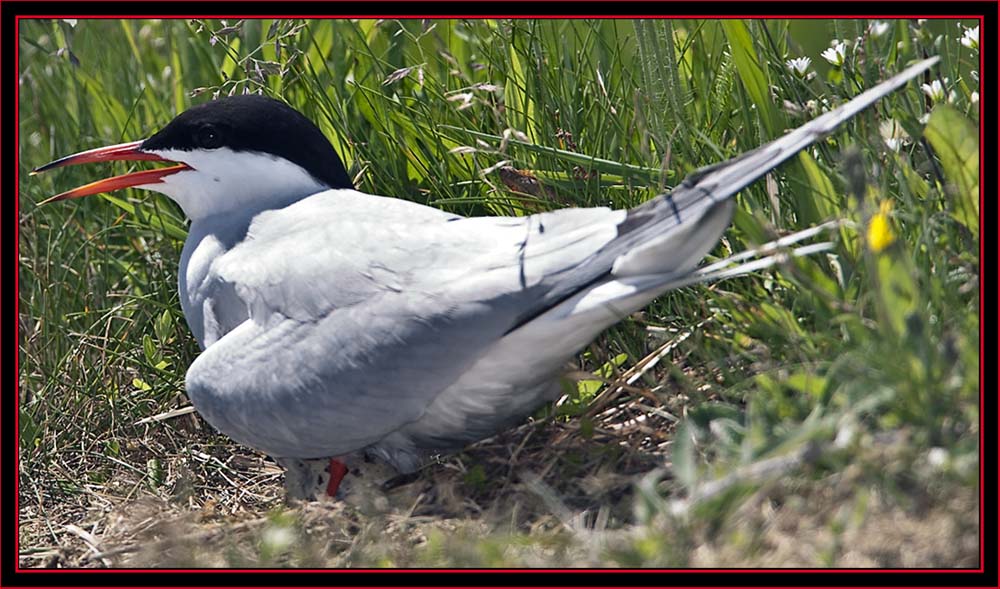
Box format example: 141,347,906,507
32,140,191,205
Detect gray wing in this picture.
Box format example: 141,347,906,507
184,190,628,459
184,56,938,461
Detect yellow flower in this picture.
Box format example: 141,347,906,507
867,200,896,253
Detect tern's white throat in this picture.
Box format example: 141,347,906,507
139,147,331,222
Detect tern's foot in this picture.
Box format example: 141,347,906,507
276,454,412,510
276,456,337,503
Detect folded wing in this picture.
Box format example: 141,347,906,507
184,57,939,461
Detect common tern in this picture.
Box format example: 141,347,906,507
34,56,939,500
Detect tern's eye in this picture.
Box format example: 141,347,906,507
195,125,223,149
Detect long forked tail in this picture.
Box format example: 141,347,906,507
510,57,938,336
607,56,940,279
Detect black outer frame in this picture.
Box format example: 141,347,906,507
4,1,995,587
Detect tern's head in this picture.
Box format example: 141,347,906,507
33,95,353,221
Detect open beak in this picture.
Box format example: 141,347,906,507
32,140,191,205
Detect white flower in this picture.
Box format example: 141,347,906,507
869,21,890,38
821,42,847,67
921,78,949,103
879,119,910,152
960,25,979,50
971,70,979,84
261,525,296,553
971,91,979,105
927,447,948,468
834,421,856,448
919,80,955,104
786,56,812,77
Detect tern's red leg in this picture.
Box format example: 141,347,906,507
326,458,348,497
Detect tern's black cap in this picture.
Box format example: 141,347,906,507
141,94,354,190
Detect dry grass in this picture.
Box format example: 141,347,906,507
18,356,680,567
18,346,979,569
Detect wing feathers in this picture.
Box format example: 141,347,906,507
186,58,939,464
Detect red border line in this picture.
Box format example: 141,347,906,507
12,14,988,577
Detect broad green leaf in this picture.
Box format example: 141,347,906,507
506,32,538,144
146,458,164,488
876,254,918,338
730,206,769,245
924,104,979,234
219,37,242,81
305,20,333,76
18,409,39,450
171,50,185,114
672,420,697,490
795,151,837,224
155,309,173,344
577,353,628,402
785,371,828,400
688,402,743,429
119,20,143,63
721,20,780,136
142,334,159,364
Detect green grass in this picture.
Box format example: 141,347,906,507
18,18,980,567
